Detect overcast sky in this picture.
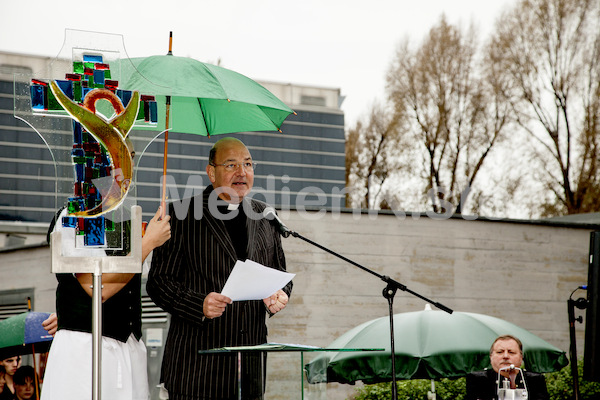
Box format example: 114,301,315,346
1,0,516,127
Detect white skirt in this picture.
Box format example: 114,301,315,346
41,330,149,400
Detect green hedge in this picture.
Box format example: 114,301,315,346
545,360,600,400
353,378,465,400
352,360,600,400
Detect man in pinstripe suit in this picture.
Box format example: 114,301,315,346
147,137,292,400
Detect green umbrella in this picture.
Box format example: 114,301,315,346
114,33,295,210
118,54,295,136
305,309,569,384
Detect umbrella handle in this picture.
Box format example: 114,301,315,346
160,129,168,218
28,298,41,399
161,96,171,219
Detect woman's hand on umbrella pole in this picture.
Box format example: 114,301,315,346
142,206,171,262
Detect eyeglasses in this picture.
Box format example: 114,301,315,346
209,161,257,171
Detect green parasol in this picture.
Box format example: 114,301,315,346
305,309,569,384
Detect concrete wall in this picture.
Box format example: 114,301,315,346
264,210,595,399
0,245,56,311
0,210,596,399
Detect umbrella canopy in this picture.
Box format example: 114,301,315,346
115,48,296,212
305,309,568,384
117,55,295,136
0,312,53,358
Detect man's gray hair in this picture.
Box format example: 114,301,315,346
490,334,523,357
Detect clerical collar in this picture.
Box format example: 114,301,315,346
227,203,240,211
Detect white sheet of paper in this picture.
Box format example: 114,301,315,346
221,259,295,301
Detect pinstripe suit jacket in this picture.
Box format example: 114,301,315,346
147,186,292,399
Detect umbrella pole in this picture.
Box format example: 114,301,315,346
383,284,399,399
161,31,173,219
161,96,171,218
27,298,41,400
32,343,40,400
428,380,436,400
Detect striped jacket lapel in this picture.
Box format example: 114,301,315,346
245,198,258,260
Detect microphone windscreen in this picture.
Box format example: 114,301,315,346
263,207,276,220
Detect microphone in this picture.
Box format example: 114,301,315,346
263,207,291,238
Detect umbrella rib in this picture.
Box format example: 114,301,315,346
198,63,231,100
196,98,208,136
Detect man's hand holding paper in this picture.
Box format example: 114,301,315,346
221,259,295,301
203,292,232,319
204,260,294,320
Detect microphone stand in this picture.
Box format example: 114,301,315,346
567,286,587,400
285,229,453,400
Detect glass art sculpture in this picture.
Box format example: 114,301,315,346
13,30,159,265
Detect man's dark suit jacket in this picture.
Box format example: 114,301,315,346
466,368,550,400
147,186,292,399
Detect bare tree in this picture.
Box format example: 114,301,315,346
345,101,406,209
386,16,510,214
487,0,600,216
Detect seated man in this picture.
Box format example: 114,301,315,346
466,334,549,400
